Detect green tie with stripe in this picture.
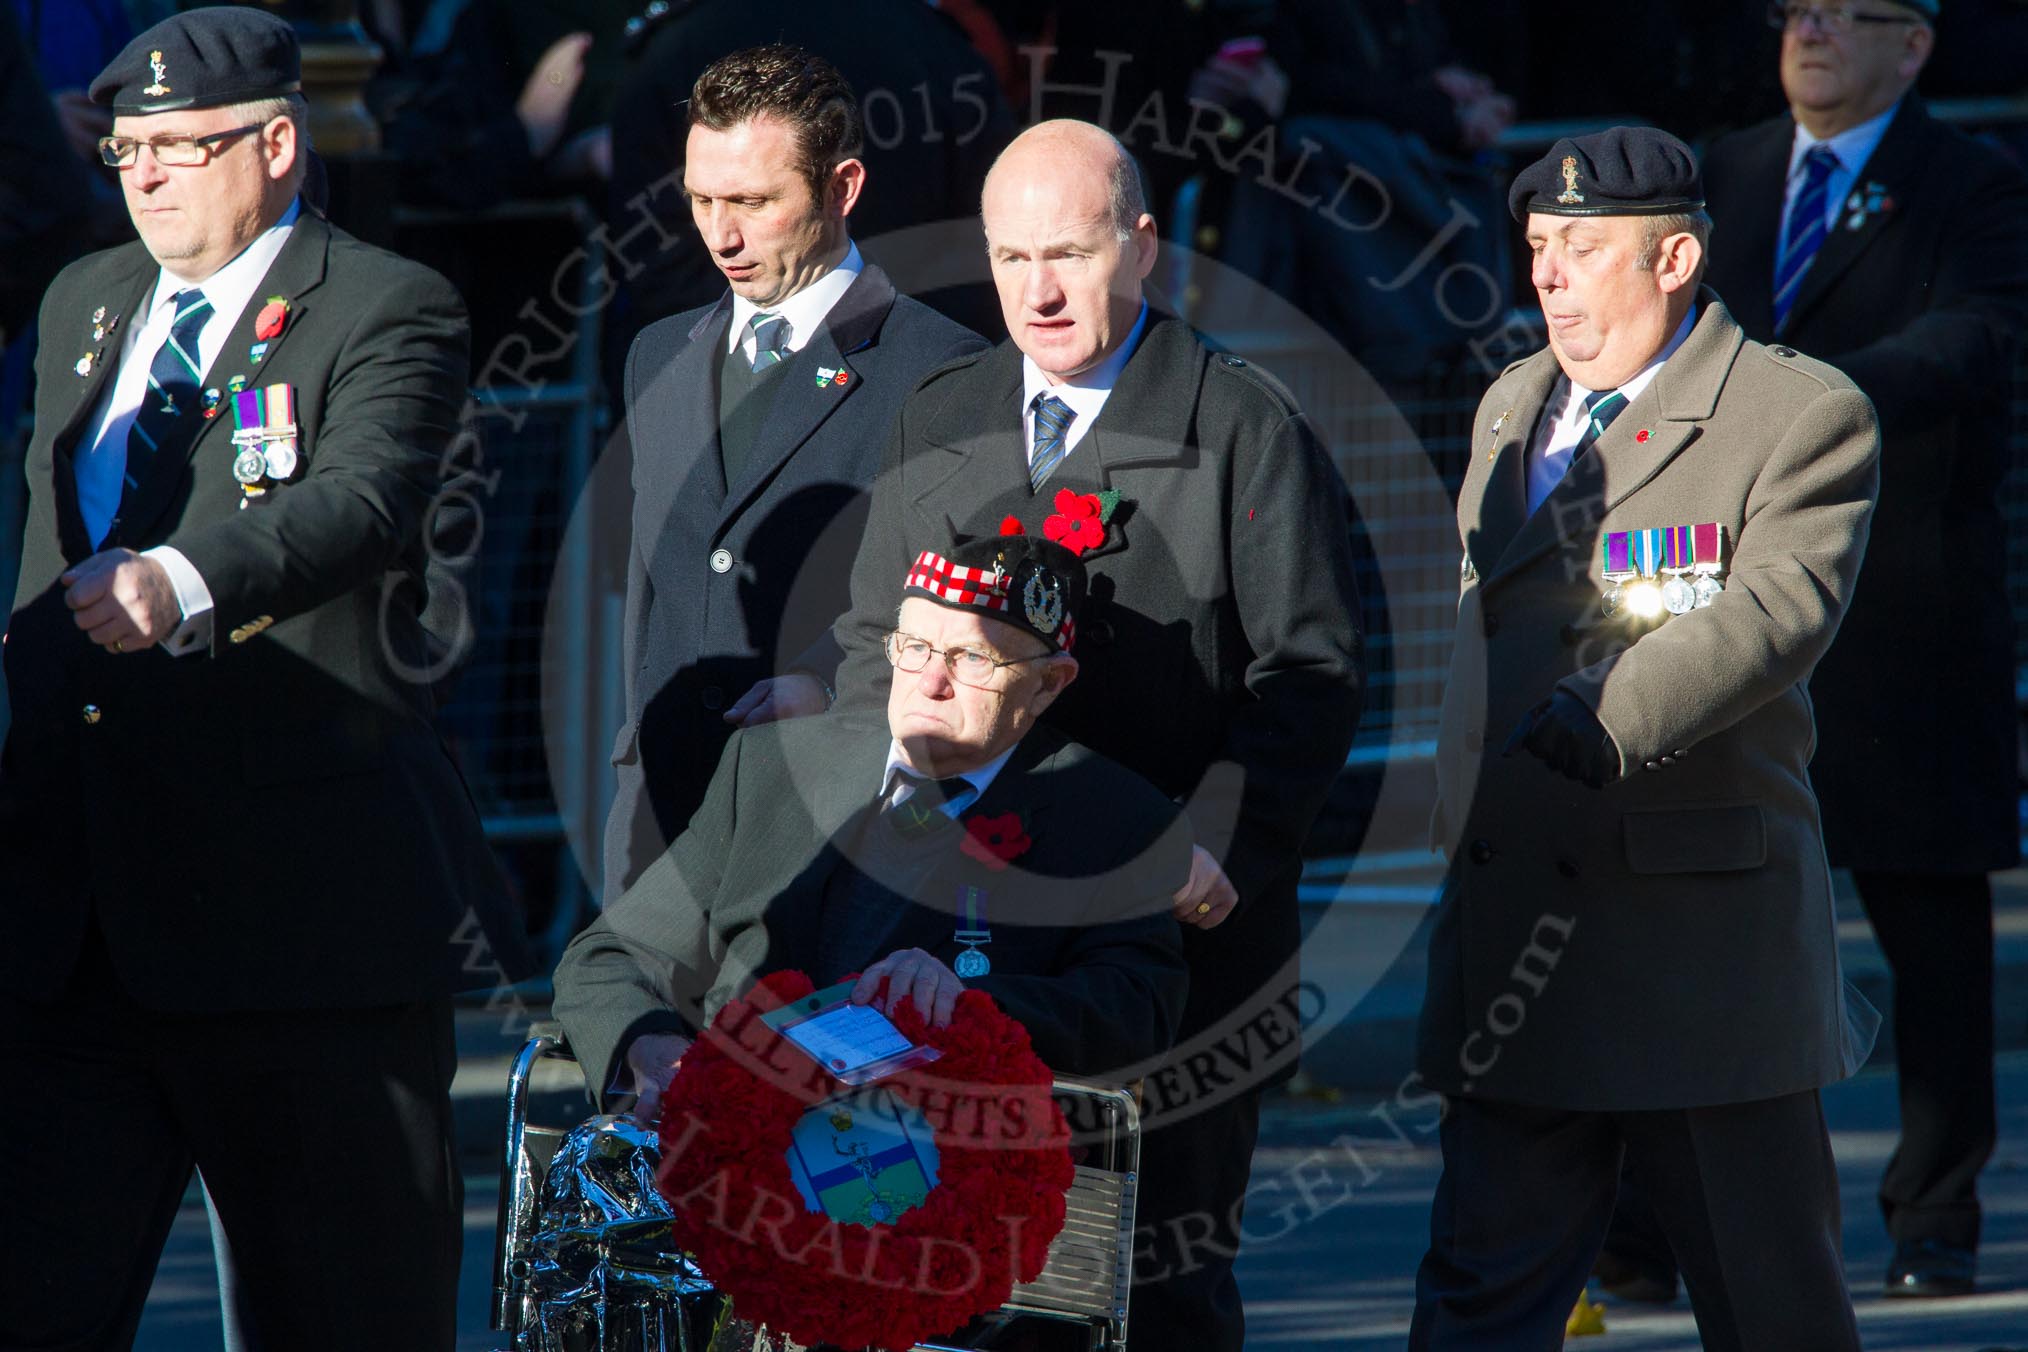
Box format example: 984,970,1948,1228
122,287,212,516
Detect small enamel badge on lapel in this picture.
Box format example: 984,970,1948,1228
202,388,222,419
75,351,97,377
90,306,119,342
1843,181,1892,232
1488,408,1512,461
1635,429,1651,443
227,374,248,394
249,342,269,364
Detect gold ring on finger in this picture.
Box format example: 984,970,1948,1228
112,638,124,653
1195,901,1211,915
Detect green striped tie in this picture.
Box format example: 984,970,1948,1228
122,287,212,516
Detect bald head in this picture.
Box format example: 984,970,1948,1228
982,120,1157,383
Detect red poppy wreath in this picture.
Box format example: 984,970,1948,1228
655,969,1075,1351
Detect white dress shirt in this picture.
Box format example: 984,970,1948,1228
1526,304,1697,516
76,197,303,655
1781,102,1899,245
880,739,1016,818
1020,300,1150,468
727,241,864,363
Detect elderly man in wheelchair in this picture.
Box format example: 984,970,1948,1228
504,535,1194,1351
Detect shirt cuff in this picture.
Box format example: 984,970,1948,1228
142,546,215,657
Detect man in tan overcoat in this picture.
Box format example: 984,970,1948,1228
1410,126,1883,1350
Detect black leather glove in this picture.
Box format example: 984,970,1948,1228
1505,690,1621,789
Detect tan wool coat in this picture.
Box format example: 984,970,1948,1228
1419,293,1884,1111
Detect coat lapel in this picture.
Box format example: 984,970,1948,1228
1070,319,1203,563
1783,101,1924,334
914,340,1026,527
634,297,734,543
715,266,898,535
1465,357,1558,578
1486,296,1741,588
49,254,154,557
861,729,1065,960
113,212,332,546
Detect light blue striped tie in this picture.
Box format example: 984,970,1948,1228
122,287,212,511
1028,393,1076,491
1773,145,1838,333
749,312,790,370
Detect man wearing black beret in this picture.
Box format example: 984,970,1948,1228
1410,125,1882,1347
0,7,528,1348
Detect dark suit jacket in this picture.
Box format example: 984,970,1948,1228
604,264,983,899
559,714,1193,1105
1704,100,2028,873
819,317,1365,1045
1,210,531,1010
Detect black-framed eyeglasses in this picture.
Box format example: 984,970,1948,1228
885,631,1050,688
97,122,268,169
1766,2,1922,34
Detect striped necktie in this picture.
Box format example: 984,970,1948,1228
123,287,212,510
1028,393,1076,491
748,312,790,370
1773,145,1839,333
1572,387,1628,462
883,772,973,840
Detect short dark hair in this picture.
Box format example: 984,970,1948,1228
688,45,863,200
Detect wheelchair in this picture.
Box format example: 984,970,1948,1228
493,1023,1144,1352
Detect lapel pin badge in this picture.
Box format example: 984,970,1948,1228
75,351,97,377
1635,428,1651,443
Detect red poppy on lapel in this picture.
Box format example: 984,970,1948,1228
999,514,1025,536
1043,489,1105,555
254,298,288,341
961,812,1032,871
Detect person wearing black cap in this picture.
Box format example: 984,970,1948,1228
1409,125,1883,1348
0,8,529,1348
554,533,1191,1134
1666,0,2028,1301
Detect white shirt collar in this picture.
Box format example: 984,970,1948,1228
1021,299,1150,425
1788,101,1900,185
881,738,1018,814
727,240,864,357
151,196,301,327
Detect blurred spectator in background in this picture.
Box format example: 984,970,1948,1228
1,1,94,687
1595,0,2028,1305
605,0,1014,357
1451,1,1787,142
0,4,90,356
1212,0,1518,389
370,0,630,210
995,0,1270,220
10,0,136,245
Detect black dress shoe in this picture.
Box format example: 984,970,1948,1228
1884,1238,1976,1297
1591,1247,1680,1304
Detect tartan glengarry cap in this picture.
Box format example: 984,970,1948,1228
90,6,301,117
1508,126,1704,223
903,535,1087,653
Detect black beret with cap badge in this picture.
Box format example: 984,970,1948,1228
89,6,300,117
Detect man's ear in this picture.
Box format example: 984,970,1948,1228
1032,652,1079,708
1656,232,1703,296
262,115,298,183
829,157,867,220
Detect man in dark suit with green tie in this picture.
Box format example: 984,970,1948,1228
603,44,985,904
